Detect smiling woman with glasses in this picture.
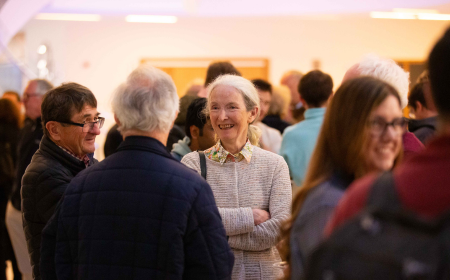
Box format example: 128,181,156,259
280,76,404,279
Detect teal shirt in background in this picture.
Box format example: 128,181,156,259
279,108,326,186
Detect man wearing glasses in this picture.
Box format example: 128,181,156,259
21,82,103,280
6,79,53,280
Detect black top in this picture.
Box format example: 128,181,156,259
262,114,291,134
103,124,123,158
11,117,43,210
22,135,97,280
408,116,438,144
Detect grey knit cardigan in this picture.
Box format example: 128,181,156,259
182,146,292,280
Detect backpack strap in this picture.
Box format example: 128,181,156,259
367,171,402,213
198,151,207,180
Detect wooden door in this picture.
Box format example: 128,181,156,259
140,58,269,96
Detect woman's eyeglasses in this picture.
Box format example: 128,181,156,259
368,117,407,137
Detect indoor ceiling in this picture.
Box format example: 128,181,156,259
40,0,450,17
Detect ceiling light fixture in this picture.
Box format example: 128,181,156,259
371,9,450,21
35,13,101,21
392,8,439,14
418,13,450,21
125,15,178,23
370,12,416,20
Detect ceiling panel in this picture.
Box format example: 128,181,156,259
39,0,450,16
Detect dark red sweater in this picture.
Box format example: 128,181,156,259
326,134,450,235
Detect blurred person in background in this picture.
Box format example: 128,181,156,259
280,70,305,124
167,80,205,153
5,79,53,280
197,61,241,98
0,99,21,280
171,98,216,161
281,77,405,279
325,26,450,240
407,71,438,144
342,54,424,158
280,70,333,188
261,86,291,134
182,75,291,280
252,79,282,154
41,65,234,280
21,83,101,280
2,91,23,126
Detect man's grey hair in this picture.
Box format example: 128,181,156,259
357,54,410,109
30,79,54,96
112,64,179,134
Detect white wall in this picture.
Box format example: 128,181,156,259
21,16,450,159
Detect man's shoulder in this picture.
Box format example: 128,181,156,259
25,150,66,177
283,120,311,136
281,121,316,151
86,150,205,187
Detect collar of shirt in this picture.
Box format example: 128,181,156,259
57,145,90,167
204,139,254,164
304,107,326,120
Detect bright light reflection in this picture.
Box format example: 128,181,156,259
392,8,438,14
371,11,450,21
37,60,47,69
370,12,416,19
125,15,177,23
418,14,450,21
38,45,47,54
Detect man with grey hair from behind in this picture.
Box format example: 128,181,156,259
40,64,234,280
342,54,424,158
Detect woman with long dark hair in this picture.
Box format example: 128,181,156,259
0,98,21,280
281,76,406,279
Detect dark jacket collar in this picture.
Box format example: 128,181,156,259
117,136,176,161
408,116,438,132
39,135,95,175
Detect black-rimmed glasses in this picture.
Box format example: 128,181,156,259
58,117,105,132
368,117,407,137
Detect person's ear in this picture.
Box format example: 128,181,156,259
248,107,258,124
114,114,121,127
190,125,200,139
415,101,423,113
299,96,309,110
46,121,61,141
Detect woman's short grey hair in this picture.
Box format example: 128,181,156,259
112,64,179,134
205,74,261,146
358,54,410,109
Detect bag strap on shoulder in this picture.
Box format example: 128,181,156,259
367,171,401,213
198,151,207,180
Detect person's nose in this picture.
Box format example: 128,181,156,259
381,124,399,141
89,123,101,135
218,109,228,121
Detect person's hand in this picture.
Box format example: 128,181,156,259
252,209,270,225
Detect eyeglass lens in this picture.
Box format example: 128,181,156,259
82,118,105,132
370,118,406,136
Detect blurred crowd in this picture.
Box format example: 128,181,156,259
0,26,449,280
